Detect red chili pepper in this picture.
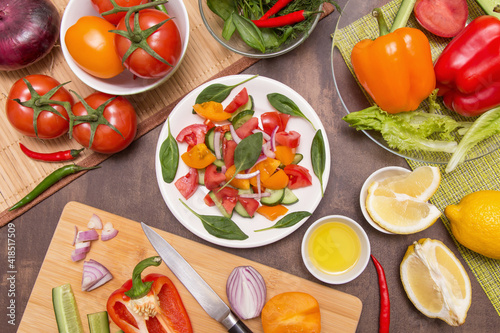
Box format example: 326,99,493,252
259,0,294,21
107,256,193,333
434,16,500,117
252,10,321,28
371,255,390,333
19,143,84,162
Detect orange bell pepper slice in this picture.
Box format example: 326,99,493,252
224,165,250,190
262,169,289,190
181,143,216,169
249,157,281,187
193,101,232,121
256,204,288,221
274,145,295,166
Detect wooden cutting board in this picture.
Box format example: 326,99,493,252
19,201,362,332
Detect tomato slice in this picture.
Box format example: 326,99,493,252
261,112,289,135
212,187,239,215
204,193,215,207
238,197,260,218
284,165,312,189
176,124,208,147
204,164,226,191
235,117,259,139
175,168,198,199
224,88,249,113
275,131,300,149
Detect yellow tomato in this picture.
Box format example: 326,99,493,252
65,16,124,79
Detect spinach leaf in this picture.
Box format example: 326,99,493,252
267,93,316,130
231,13,266,53
255,211,312,232
207,0,235,20
261,28,280,49
195,75,258,105
222,13,236,40
159,119,179,183
219,132,263,190
180,200,248,240
311,129,326,196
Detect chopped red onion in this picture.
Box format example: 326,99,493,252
87,214,103,230
101,222,118,241
214,131,222,160
76,229,99,243
71,250,87,262
74,241,91,255
81,259,113,292
235,170,260,179
239,192,271,198
221,165,227,174
230,125,242,144
226,266,266,320
262,141,275,159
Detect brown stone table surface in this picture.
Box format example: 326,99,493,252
1,7,499,332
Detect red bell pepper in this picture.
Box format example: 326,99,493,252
434,15,500,117
107,256,193,333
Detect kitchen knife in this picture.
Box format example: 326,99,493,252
141,222,253,333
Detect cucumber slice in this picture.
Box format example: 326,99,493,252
234,201,251,218
52,283,84,333
198,168,206,185
230,95,254,120
260,188,285,206
208,192,232,218
231,109,255,129
291,153,303,165
213,159,225,168
224,131,232,140
281,188,299,205
87,311,110,333
205,127,215,152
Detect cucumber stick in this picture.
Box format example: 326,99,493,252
475,0,500,18
87,311,110,333
52,283,84,333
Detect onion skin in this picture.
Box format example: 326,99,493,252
0,0,60,71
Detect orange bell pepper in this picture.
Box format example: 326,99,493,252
225,165,250,190
193,101,232,121
181,143,216,169
350,5,435,114
249,157,281,186
262,169,289,190
274,145,295,166
256,204,288,221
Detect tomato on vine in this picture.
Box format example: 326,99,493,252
113,8,182,79
6,75,73,139
71,92,137,154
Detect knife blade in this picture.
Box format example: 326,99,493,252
141,222,253,333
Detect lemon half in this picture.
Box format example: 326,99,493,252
400,239,471,326
366,166,441,234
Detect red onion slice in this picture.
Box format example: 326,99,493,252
71,250,87,262
81,259,113,291
262,141,275,159
235,170,260,179
270,126,279,151
252,129,271,141
239,192,271,198
74,241,91,255
87,214,103,230
230,125,242,144
76,229,99,243
226,266,266,320
101,222,119,241
214,131,222,160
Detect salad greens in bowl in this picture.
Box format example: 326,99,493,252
331,0,500,172
199,0,338,58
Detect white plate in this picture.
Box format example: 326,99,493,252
60,0,189,95
155,75,331,248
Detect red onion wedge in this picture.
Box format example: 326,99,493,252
81,259,113,292
71,250,87,262
76,229,99,243
101,222,118,241
226,266,267,320
74,241,91,255
87,214,103,230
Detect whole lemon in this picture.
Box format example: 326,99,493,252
445,190,500,259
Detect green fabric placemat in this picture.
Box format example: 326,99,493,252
334,0,500,316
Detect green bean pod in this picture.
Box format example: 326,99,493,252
9,164,99,211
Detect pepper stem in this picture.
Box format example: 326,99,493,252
389,0,417,33
372,8,389,36
124,256,162,299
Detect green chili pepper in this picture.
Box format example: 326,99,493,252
9,164,100,211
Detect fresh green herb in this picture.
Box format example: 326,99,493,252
207,0,236,20
311,129,326,197
159,119,179,183
222,13,236,40
195,75,258,105
231,13,266,52
219,132,263,190
267,93,316,129
342,106,471,153
446,105,500,173
255,211,311,232
180,200,248,240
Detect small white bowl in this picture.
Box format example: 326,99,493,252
360,166,410,234
301,215,370,284
60,0,189,95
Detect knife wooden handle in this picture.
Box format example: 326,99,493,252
228,319,253,333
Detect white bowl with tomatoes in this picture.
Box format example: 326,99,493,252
60,0,189,95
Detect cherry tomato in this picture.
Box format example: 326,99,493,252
91,0,148,25
65,16,124,79
115,9,182,78
275,130,301,148
72,92,137,154
175,168,198,200
284,165,312,189
6,75,73,139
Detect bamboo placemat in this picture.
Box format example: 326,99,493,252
0,1,335,227
334,0,500,316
